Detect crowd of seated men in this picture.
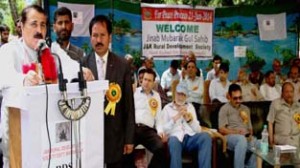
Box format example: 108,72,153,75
126,51,300,168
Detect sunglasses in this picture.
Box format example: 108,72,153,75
232,96,242,100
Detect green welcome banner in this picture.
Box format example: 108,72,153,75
141,3,215,58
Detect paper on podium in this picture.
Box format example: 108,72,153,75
20,80,108,168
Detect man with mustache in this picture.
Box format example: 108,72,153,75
0,5,93,167
53,7,85,60
83,15,135,168
0,5,47,167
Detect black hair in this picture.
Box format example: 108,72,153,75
21,5,47,24
138,68,146,76
89,15,112,35
264,70,274,79
228,83,242,96
144,68,157,81
170,60,179,69
219,63,229,73
213,55,222,62
0,24,10,33
54,7,72,22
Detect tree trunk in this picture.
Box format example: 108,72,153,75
8,0,18,23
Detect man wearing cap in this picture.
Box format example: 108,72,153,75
161,82,212,168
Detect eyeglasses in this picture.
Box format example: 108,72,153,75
232,96,242,100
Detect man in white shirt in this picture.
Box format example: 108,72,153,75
209,63,231,103
183,61,204,116
260,70,281,101
0,5,93,167
131,68,168,168
161,59,181,97
161,82,211,168
206,55,222,80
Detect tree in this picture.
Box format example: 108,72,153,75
8,0,18,23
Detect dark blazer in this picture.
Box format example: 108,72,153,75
82,51,135,163
67,43,85,61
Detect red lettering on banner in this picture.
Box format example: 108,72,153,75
142,7,214,23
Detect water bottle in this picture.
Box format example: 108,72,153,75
260,124,269,155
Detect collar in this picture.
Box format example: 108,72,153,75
229,102,241,110
170,101,188,109
65,42,71,50
187,75,198,81
279,98,297,107
140,88,154,95
20,38,38,62
95,50,109,63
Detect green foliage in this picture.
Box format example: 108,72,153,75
280,48,295,66
113,19,131,35
124,44,142,68
245,50,266,70
0,0,25,35
81,42,91,54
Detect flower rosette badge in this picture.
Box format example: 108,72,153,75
148,98,158,116
293,113,300,129
104,83,122,116
240,110,249,124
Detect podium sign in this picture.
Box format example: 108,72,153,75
18,81,107,167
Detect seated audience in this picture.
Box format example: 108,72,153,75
219,83,256,168
188,51,203,79
138,55,160,84
267,82,300,147
206,55,222,80
272,58,285,84
260,70,281,101
161,82,212,168
130,68,168,168
248,63,264,87
209,63,231,103
285,65,300,101
236,69,264,101
161,59,181,97
183,61,204,115
179,55,189,80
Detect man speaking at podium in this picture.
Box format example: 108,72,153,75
83,15,135,168
0,5,93,168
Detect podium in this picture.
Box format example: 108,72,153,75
8,81,108,167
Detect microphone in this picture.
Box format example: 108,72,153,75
54,44,91,121
61,47,87,96
37,39,58,84
51,52,68,100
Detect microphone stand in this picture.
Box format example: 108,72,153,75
55,49,90,168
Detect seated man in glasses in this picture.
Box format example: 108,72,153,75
218,83,256,168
